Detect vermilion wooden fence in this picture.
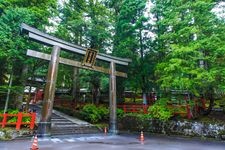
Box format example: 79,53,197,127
117,104,149,114
118,104,192,119
54,99,193,119
0,112,36,130
168,104,192,119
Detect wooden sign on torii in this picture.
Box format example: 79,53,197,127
21,23,131,137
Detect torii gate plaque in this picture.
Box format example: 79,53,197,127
21,23,131,137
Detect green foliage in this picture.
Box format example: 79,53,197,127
0,0,57,108
97,105,109,120
153,0,225,97
148,99,173,121
6,109,19,123
123,112,149,121
116,108,125,120
112,0,153,94
6,109,19,114
80,104,109,123
0,85,23,95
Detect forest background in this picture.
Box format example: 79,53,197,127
0,0,225,116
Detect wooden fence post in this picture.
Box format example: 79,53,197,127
2,113,7,128
132,105,135,112
186,105,192,119
16,112,23,130
143,105,148,114
123,105,127,113
30,112,36,129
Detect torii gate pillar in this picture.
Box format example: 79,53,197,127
109,62,118,134
37,46,61,137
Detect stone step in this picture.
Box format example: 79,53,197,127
52,126,97,129
51,129,100,135
52,116,63,119
52,120,74,123
52,122,75,124
52,124,82,128
51,128,99,132
28,104,101,136
52,118,69,120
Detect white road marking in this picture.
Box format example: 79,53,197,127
65,138,76,142
51,138,63,143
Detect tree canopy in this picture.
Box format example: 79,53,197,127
0,0,225,113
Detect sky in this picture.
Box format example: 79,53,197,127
212,2,225,20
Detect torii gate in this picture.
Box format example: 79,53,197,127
21,23,131,137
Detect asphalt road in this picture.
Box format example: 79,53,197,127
0,134,225,150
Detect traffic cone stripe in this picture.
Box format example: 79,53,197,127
140,131,144,141
104,127,107,134
30,135,39,150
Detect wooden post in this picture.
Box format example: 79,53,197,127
186,104,192,119
16,112,23,130
143,105,148,114
109,62,117,134
132,105,135,113
2,114,7,128
123,105,126,113
37,46,60,137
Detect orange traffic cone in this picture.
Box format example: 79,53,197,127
139,131,144,142
30,135,39,150
104,127,107,134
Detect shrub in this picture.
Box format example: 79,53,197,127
80,104,101,123
148,99,173,121
98,106,109,120
117,108,124,120
7,109,19,123
80,104,110,123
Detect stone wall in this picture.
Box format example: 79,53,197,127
0,128,32,140
119,116,225,140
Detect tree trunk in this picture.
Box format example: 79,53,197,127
16,65,28,109
202,87,214,115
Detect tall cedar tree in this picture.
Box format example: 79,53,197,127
0,0,57,108
152,0,225,114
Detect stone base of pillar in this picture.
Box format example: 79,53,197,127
109,129,118,135
109,121,118,135
37,122,51,137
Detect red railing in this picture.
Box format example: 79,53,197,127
117,104,149,114
54,99,192,118
0,112,36,130
168,104,192,119
118,104,192,119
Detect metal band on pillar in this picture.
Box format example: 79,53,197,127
109,62,117,134
37,46,61,137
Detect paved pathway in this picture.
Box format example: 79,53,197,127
1,134,225,150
